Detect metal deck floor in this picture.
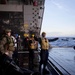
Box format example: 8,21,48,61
48,47,75,75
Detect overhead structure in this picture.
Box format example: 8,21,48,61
0,0,45,37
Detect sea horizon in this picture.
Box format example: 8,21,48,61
46,37,75,47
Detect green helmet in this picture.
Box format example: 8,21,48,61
5,29,11,33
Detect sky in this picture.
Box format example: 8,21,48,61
41,0,75,37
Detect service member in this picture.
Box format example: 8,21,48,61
39,32,50,73
0,29,15,58
29,34,37,70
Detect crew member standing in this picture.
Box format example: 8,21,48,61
0,29,15,59
29,34,37,71
39,32,50,73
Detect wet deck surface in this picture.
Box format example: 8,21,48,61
48,47,75,75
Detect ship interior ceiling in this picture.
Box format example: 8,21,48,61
0,0,45,38
0,0,45,5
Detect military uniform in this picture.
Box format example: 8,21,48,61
0,29,15,58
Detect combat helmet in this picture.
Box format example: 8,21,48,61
5,29,11,33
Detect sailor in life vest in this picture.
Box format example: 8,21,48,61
0,29,15,58
39,32,50,72
29,34,37,70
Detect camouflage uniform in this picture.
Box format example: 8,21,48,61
0,29,15,58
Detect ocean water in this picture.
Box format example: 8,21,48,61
48,37,75,47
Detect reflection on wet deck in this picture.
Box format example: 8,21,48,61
48,47,75,75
